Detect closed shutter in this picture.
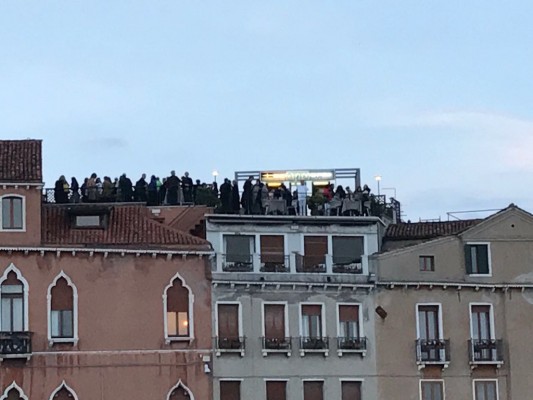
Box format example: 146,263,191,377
167,280,189,313
342,381,361,400
51,278,73,310
266,381,286,400
339,305,359,322
332,236,364,264
264,305,285,339
220,381,241,400
304,236,328,268
302,305,322,316
303,381,323,400
261,235,285,263
218,304,239,338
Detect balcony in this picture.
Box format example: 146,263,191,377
337,336,367,357
299,336,329,357
295,254,327,273
468,339,504,368
261,337,292,357
214,336,246,357
221,254,253,272
415,339,450,369
260,255,290,273
332,257,363,274
0,332,32,360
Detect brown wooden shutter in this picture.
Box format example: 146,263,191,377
304,236,328,267
302,305,322,316
220,381,241,400
303,381,323,400
261,235,284,263
339,305,359,322
264,305,285,339
218,304,239,337
167,279,189,313
51,278,73,310
341,381,361,400
3,271,22,286
266,381,286,400
54,388,75,400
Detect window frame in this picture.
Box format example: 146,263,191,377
469,303,495,341
302,379,324,400
163,272,195,343
0,264,29,333
299,302,326,339
0,382,29,400
419,379,445,400
261,301,290,338
331,235,365,265
336,302,363,340
415,303,444,340
48,381,80,400
215,301,243,339
0,194,26,232
472,379,498,400
339,379,363,400
47,271,78,345
419,255,435,272
465,242,492,277
264,379,288,400
219,379,242,400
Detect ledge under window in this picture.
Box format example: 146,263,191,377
165,336,194,345
49,337,78,346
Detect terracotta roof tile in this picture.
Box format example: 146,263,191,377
385,219,482,241
42,204,211,250
0,140,42,182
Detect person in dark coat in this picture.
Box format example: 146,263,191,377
134,173,148,202
219,178,232,214
193,179,201,204
165,171,180,205
70,177,80,203
231,180,240,214
119,174,133,202
147,175,158,206
181,172,194,203
54,176,68,204
241,175,254,214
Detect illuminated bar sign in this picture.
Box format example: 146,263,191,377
260,170,335,183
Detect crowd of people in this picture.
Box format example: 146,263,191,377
51,172,377,216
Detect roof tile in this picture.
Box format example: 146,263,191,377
385,219,482,241
0,140,42,182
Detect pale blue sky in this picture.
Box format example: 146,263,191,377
1,1,532,220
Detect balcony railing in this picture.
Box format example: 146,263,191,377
295,254,327,273
299,336,329,356
415,339,450,367
261,337,292,356
260,255,290,273
469,339,504,366
214,336,246,356
337,336,367,352
332,258,363,274
0,332,32,359
221,254,253,272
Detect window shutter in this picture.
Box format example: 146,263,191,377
220,381,241,400
477,245,489,274
264,305,285,339
303,381,323,400
339,305,359,322
218,304,239,337
51,278,73,310
464,245,473,274
266,381,286,400
341,381,361,400
302,305,322,316
167,279,189,313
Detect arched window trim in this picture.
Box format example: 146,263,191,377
166,379,195,400
47,271,79,345
0,194,26,232
163,272,195,343
0,263,29,331
0,381,29,400
48,380,79,400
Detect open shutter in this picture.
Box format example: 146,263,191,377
464,245,473,274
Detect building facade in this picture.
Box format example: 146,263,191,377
373,205,533,400
207,213,386,400
0,140,214,399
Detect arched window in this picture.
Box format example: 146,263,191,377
0,195,24,231
48,272,78,344
167,380,194,400
49,381,79,400
0,266,28,333
0,382,28,400
164,273,194,341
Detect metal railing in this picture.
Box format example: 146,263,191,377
332,258,363,274
215,336,246,351
300,336,329,350
415,339,450,363
260,254,290,273
221,254,253,272
295,254,326,273
337,336,367,351
469,339,503,363
262,337,292,351
0,332,32,357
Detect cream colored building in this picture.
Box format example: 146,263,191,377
373,205,533,400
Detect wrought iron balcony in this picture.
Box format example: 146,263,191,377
0,332,32,359
337,336,367,355
214,336,246,357
260,255,290,273
332,258,363,274
261,337,292,356
299,336,329,356
295,255,326,273
415,339,450,368
221,254,253,272
468,339,504,367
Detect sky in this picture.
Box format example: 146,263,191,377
1,1,532,221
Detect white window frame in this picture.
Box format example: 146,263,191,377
166,379,195,400
0,194,26,232
0,263,29,332
47,271,79,345
0,382,29,400
336,302,365,356
302,379,325,400
419,379,445,400
215,301,244,356
415,303,444,340
48,381,79,400
163,272,195,344
299,302,327,356
465,242,492,277
469,303,496,340
472,379,499,400
339,379,364,399
261,301,290,356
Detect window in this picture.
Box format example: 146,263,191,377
50,278,74,339
341,381,361,400
302,236,328,272
266,381,286,400
338,305,360,339
1,272,25,332
419,256,435,272
332,236,364,265
224,235,255,270
220,381,240,400
260,235,286,271
50,382,78,400
74,215,101,227
167,380,194,400
166,276,191,339
474,380,497,400
303,381,323,400
471,305,492,341
216,303,243,352
301,304,323,338
465,244,490,275
1,196,23,230
416,305,446,363
0,383,27,400
470,305,499,362
420,381,444,400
